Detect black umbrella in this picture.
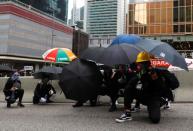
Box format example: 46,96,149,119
0,65,13,72
80,47,105,62
33,66,62,80
59,59,102,101
136,39,188,71
97,44,143,66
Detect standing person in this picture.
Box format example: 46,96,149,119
33,77,56,104
3,72,25,108
115,52,166,123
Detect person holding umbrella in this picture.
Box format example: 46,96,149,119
115,52,168,123
33,77,56,104
3,72,25,108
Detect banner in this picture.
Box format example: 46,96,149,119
150,59,170,69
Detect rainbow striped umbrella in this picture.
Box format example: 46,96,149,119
42,48,77,62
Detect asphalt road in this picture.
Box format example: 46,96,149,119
0,103,193,131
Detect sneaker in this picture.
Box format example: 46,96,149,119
115,112,132,123
17,103,25,107
131,107,140,112
163,101,171,109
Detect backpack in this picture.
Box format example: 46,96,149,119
160,70,180,90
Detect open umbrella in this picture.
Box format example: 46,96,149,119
42,48,77,63
80,47,105,62
135,39,188,71
111,37,188,71
59,59,102,101
111,34,141,45
33,66,62,80
97,44,143,66
0,65,13,72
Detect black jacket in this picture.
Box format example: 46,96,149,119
140,68,166,98
4,78,21,92
34,83,56,98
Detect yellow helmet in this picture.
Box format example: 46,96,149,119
136,52,150,63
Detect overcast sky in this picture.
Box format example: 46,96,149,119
68,0,85,19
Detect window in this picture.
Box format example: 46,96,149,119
179,7,185,22
180,25,185,32
186,24,192,32
186,6,191,22
174,25,178,33
173,7,179,22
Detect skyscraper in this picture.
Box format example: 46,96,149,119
84,0,127,47
127,0,193,58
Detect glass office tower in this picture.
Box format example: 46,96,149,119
127,0,193,57
19,0,68,23
127,0,193,35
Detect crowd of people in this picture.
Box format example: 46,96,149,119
72,52,179,123
2,51,179,124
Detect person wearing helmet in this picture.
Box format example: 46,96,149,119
115,52,166,124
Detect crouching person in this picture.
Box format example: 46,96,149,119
115,52,166,124
3,72,24,108
33,77,56,104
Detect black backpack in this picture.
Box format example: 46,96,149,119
159,70,180,90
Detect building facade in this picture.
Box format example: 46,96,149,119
18,0,68,24
127,0,193,58
84,0,127,47
0,1,73,72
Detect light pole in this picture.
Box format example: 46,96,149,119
51,1,56,48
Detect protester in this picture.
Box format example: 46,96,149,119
115,52,168,123
33,77,56,104
3,72,25,108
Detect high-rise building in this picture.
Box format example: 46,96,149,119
19,0,68,24
70,0,84,29
84,0,127,47
127,0,193,58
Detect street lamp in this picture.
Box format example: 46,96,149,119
51,2,56,48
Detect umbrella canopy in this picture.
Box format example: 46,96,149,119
136,39,188,71
33,66,62,80
59,59,103,101
97,44,143,66
111,34,141,45
42,48,77,63
0,65,13,72
80,47,105,62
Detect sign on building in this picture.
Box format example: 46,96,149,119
24,66,33,71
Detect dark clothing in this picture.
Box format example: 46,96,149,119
3,78,21,92
99,68,136,111
3,78,24,105
124,68,166,109
4,89,24,103
33,83,56,104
